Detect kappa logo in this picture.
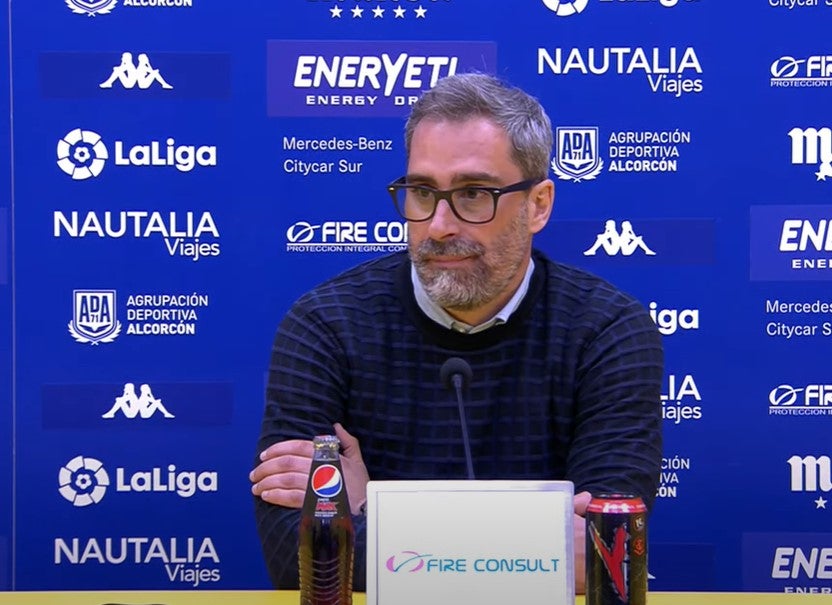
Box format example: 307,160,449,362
58,455,109,507
102,383,175,419
542,0,589,16
100,52,173,90
552,127,604,182
66,0,117,16
68,289,122,345
583,220,656,256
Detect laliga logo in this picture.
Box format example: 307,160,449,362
311,465,342,498
57,129,108,180
542,0,588,16
386,551,432,573
58,455,109,507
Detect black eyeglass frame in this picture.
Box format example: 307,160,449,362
386,176,542,225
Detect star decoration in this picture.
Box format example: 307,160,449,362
816,496,828,509
351,6,364,18
394,6,406,18
329,6,342,18
817,170,828,181
372,6,385,18
415,6,427,18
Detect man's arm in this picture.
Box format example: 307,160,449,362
251,301,369,590
567,299,664,509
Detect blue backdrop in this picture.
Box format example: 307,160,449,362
2,0,831,595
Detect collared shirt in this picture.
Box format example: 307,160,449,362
411,258,535,334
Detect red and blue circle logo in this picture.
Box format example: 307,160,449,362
311,464,342,498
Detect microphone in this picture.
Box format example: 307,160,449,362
440,357,475,480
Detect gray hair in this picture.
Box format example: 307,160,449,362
404,72,553,181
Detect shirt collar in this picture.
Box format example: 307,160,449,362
411,258,535,334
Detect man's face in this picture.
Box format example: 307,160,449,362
406,117,543,312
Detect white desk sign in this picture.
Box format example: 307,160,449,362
366,480,575,605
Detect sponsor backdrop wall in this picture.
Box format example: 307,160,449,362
2,0,831,596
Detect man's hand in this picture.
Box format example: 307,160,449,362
334,423,370,515
250,424,370,515
573,491,592,595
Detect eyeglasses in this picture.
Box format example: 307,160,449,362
386,176,541,225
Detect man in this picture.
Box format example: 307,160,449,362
250,72,663,593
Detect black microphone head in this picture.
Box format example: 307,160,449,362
440,357,473,390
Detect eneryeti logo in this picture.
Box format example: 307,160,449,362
583,220,656,256
58,455,109,507
58,457,218,505
100,52,173,90
311,465,342,498
789,128,832,181
68,289,122,345
588,522,629,601
57,129,108,180
267,40,497,118
552,127,603,182
542,0,589,16
102,383,174,419
56,129,217,179
386,551,432,572
66,0,117,16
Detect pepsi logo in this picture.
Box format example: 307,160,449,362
311,464,342,498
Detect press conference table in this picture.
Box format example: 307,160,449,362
0,592,828,604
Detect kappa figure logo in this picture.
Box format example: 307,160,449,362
589,521,629,602
584,220,656,256
100,52,173,90
102,383,175,419
542,0,589,17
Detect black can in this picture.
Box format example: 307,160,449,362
585,494,648,605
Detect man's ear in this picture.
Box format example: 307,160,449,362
528,178,554,234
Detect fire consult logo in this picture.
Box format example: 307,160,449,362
266,40,497,118
386,551,432,572
771,55,832,88
286,219,407,253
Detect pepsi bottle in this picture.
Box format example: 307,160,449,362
299,435,355,605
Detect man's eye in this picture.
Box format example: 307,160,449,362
458,188,486,200
412,187,433,199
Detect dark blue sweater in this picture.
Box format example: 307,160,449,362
254,249,663,590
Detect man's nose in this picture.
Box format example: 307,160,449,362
425,197,462,240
